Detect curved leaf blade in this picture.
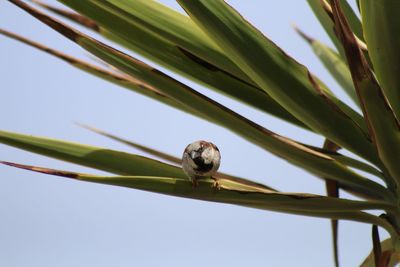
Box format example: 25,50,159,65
176,0,379,166
2,161,398,219
0,28,205,120
0,128,393,203
0,130,186,178
40,0,307,128
57,0,249,82
0,130,278,192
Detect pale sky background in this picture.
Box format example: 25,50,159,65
0,1,380,266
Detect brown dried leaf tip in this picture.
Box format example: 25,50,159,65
0,161,79,179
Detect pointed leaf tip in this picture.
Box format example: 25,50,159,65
293,24,314,44
30,0,100,32
9,0,80,41
1,161,79,178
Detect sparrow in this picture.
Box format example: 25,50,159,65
182,140,221,187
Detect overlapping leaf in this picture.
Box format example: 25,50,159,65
5,0,392,201
3,1,400,264
79,124,390,197
34,0,306,128
0,130,279,192
0,28,205,119
176,0,379,166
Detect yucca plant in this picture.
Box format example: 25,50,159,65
2,0,400,266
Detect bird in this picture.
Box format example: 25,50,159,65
182,140,221,188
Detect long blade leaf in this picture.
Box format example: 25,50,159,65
36,0,307,128
0,28,204,119
55,0,251,83
0,130,185,178
2,161,399,230
176,0,379,166
0,130,278,192
6,1,391,201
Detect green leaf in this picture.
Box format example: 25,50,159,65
0,28,204,120
2,161,399,232
330,0,400,188
360,0,400,120
0,129,268,190
176,0,379,166
40,0,306,128
0,130,186,178
32,0,100,31
56,0,249,82
7,1,391,201
329,154,384,183
0,130,279,192
295,26,359,107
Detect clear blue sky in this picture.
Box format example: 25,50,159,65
1,1,376,266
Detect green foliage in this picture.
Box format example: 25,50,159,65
2,0,400,265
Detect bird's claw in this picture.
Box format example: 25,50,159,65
191,179,199,189
212,178,221,190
